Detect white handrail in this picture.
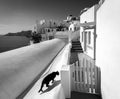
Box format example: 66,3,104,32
61,43,72,98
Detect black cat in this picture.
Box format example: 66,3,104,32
38,71,59,93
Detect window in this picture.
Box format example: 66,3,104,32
48,29,50,32
88,31,91,44
74,27,76,30
49,36,53,40
82,32,84,42
84,32,87,51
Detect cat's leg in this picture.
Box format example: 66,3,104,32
52,79,54,83
38,83,44,93
46,82,50,87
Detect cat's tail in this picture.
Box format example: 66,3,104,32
38,83,44,93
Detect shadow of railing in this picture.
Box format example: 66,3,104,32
41,80,61,94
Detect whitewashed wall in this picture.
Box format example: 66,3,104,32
96,0,120,99
80,6,95,23
80,6,96,59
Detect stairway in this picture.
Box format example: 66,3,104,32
71,41,83,53
66,91,102,99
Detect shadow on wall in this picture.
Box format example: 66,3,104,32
40,80,61,95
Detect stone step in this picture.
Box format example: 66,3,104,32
72,44,81,46
72,46,82,48
71,41,83,53
71,50,83,53
71,48,82,50
72,41,80,43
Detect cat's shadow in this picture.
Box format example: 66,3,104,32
40,80,61,94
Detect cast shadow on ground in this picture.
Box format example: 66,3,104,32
40,80,61,95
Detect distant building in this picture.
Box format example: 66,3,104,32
32,20,58,41
33,20,59,33
65,15,80,22
33,19,69,41
67,15,73,21
69,21,80,31
64,15,80,32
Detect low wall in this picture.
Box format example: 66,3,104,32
0,39,66,99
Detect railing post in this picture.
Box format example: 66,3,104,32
61,65,71,98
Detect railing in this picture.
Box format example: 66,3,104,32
0,39,66,99
70,53,101,94
61,43,72,98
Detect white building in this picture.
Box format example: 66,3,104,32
69,21,80,31
80,0,120,99
80,5,97,60
33,20,58,34
32,20,59,41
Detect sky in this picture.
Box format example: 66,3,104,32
0,0,99,34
